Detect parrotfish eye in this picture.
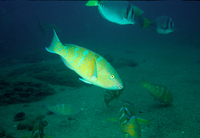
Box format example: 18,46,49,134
111,75,114,79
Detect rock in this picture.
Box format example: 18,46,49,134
14,112,26,121
0,76,56,105
0,127,6,137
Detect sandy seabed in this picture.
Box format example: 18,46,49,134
0,44,200,138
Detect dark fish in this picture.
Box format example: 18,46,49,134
86,0,143,25
104,88,124,107
139,16,176,34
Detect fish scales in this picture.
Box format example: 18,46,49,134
46,30,123,90
141,78,173,105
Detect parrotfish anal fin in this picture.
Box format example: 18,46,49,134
106,118,118,122
79,78,91,84
61,56,73,70
137,117,150,125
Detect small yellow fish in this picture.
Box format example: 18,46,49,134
46,30,123,90
107,101,150,138
104,88,124,107
42,104,80,116
140,78,173,105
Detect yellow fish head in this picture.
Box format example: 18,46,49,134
97,67,123,90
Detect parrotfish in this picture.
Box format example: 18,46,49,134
139,16,176,34
107,101,150,138
46,30,123,90
140,78,173,105
21,121,52,138
86,0,143,25
42,103,80,116
104,88,124,107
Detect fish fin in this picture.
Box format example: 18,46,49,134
90,59,98,80
140,77,148,87
142,18,151,29
79,78,91,84
21,134,31,138
86,0,99,6
106,118,118,122
60,56,73,70
136,117,150,125
46,29,62,53
43,135,53,138
132,5,143,17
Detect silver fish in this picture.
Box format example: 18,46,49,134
86,0,137,25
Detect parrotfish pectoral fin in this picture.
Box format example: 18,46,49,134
79,78,91,84
90,59,98,80
137,117,150,125
106,118,118,122
61,56,73,70
86,0,99,6
46,29,62,53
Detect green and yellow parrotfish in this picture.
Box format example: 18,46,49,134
104,87,124,107
140,78,173,105
21,121,52,138
42,103,80,116
46,30,123,90
107,101,150,138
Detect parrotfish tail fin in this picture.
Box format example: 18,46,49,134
45,29,62,53
21,134,31,138
86,0,99,6
140,77,148,87
106,118,118,122
136,117,150,125
41,103,51,111
139,17,151,29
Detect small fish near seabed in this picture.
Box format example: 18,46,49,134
104,87,124,107
140,78,173,106
86,0,143,25
107,101,150,138
42,103,81,117
46,30,123,90
21,121,52,138
139,16,176,34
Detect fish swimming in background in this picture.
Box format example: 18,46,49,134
139,16,176,34
86,0,143,25
37,16,61,37
107,101,150,138
140,78,173,105
46,30,123,90
104,87,124,107
42,104,80,116
21,121,52,138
